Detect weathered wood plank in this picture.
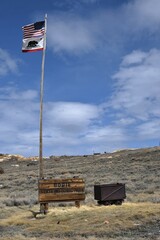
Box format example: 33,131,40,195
39,187,84,193
39,182,85,189
38,178,85,203
39,192,85,202
39,178,84,184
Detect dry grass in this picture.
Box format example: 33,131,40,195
0,146,160,239
0,203,160,239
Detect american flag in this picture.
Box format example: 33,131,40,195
22,21,45,39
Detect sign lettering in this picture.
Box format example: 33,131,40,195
53,182,71,188
38,178,85,203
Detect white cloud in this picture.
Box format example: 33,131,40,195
125,0,160,31
98,48,160,150
46,0,160,55
85,125,127,143
80,125,129,154
0,87,129,156
0,88,39,155
45,101,100,133
137,120,160,139
1,53,159,157
0,49,19,76
0,88,38,100
121,50,147,66
48,14,98,54
2,0,160,155
111,49,160,120
0,88,103,156
114,117,136,126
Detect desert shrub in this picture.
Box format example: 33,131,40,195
3,197,38,207
0,167,4,174
147,195,160,203
85,193,96,206
0,201,6,208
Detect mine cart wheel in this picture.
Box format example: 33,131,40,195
75,201,80,208
98,201,111,206
103,201,111,206
97,201,103,205
115,200,122,205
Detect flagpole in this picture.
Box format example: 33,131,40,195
39,14,47,179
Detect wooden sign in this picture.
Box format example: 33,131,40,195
38,178,85,203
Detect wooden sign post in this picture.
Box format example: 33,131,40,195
39,178,85,213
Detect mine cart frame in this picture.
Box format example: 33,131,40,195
94,183,126,206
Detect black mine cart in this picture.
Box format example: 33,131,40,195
94,183,126,205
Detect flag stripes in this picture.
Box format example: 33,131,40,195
22,20,45,53
22,21,45,39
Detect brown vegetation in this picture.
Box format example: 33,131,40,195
0,147,160,239
0,167,4,174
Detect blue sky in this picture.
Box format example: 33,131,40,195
1,0,160,157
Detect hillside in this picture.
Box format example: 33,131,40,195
0,147,160,240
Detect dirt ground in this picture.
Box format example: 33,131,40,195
0,147,160,239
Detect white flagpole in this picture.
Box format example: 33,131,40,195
39,14,47,179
